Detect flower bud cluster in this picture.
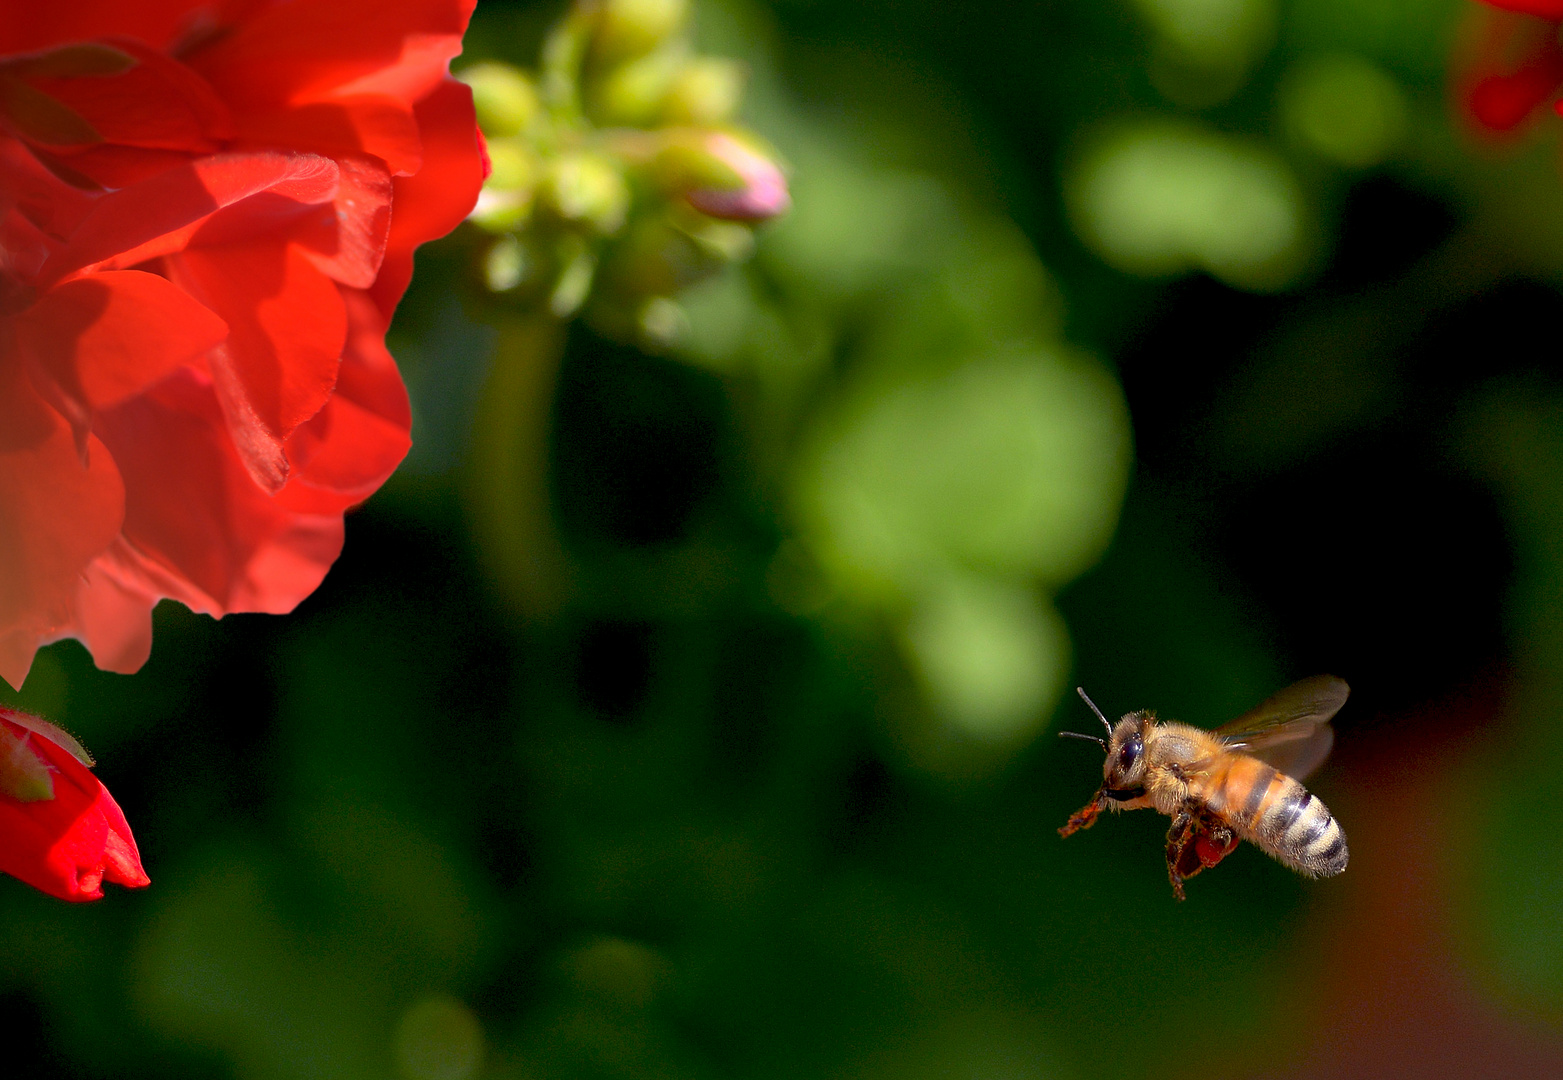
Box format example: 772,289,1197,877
462,0,788,344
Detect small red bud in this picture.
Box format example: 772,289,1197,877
0,707,148,902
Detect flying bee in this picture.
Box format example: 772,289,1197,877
1058,676,1350,901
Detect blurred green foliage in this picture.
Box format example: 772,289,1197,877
9,0,1563,1077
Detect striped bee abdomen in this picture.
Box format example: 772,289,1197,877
1205,755,1349,878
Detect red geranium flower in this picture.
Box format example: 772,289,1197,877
0,0,487,688
1462,1,1563,131
0,706,148,901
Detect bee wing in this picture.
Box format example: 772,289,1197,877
1213,675,1348,781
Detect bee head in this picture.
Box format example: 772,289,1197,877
1061,689,1149,796
1103,712,1150,791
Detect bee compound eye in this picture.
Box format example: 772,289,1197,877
1117,739,1142,772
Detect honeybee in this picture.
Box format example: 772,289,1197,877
1058,676,1350,901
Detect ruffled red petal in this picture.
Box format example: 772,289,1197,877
1,0,483,691
289,154,394,288
41,150,340,282
93,369,343,617
20,38,232,153
15,270,227,421
169,241,347,491
0,366,124,689
371,78,484,318
281,287,410,510
189,0,475,110
234,96,424,176
0,2,232,54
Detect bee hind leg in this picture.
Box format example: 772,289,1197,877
1164,807,1194,902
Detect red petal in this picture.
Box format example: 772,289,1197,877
371,79,484,319
99,795,151,888
336,287,411,427
1483,2,1563,17
169,242,346,491
41,151,340,284
24,38,231,153
1470,56,1563,129
0,365,124,690
284,395,410,510
0,631,46,698
281,286,410,505
0,137,94,244
0,3,247,54
16,270,227,419
64,548,159,676
189,0,476,110
1463,7,1563,131
236,96,423,177
93,369,345,616
29,144,207,190
289,155,394,289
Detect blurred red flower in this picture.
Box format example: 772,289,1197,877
0,0,486,688
1463,1,1563,131
0,706,148,901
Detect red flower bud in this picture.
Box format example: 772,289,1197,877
0,707,148,902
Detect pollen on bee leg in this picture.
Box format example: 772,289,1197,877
1194,831,1238,868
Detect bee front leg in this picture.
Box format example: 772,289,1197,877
1059,790,1106,838
1165,807,1195,902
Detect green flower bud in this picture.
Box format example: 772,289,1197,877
542,152,630,235
485,137,536,190
460,62,540,138
655,131,789,222
550,235,598,317
662,58,744,125
469,190,534,233
592,0,689,67
637,296,688,346
589,44,683,126
484,235,531,292
602,216,695,297
469,140,537,232
652,135,745,194
679,215,754,262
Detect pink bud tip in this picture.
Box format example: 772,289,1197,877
685,133,790,221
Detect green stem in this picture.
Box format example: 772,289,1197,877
463,312,573,622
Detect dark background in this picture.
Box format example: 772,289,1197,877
6,1,1563,1077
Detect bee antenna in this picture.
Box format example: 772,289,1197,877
1058,730,1107,750
1076,687,1114,737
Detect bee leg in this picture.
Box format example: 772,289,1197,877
1165,807,1195,902
1059,790,1106,838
